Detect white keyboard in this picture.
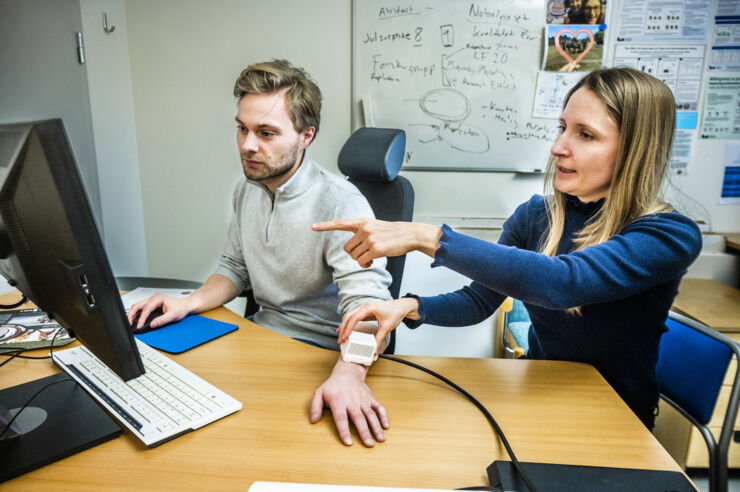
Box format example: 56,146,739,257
53,340,242,447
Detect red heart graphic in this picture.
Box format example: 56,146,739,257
555,28,595,68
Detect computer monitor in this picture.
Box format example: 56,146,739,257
0,119,144,380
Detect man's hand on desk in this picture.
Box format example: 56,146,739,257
309,358,389,447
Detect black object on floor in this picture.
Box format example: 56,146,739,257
0,372,121,483
488,459,696,491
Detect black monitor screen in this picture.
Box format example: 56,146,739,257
0,119,144,381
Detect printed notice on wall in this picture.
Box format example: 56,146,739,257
616,0,712,42
532,71,585,118
700,75,740,140
720,142,740,205
670,112,699,175
709,14,740,71
613,44,705,110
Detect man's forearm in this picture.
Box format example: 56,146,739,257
187,274,239,314
333,355,369,380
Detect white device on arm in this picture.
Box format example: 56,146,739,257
340,331,378,366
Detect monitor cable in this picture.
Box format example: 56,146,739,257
378,353,537,492
0,294,28,309
0,348,51,368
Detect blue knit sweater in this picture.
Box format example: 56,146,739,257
406,194,702,428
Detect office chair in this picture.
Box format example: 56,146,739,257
496,297,530,359
656,311,740,492
337,127,414,354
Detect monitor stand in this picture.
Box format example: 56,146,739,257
0,372,121,483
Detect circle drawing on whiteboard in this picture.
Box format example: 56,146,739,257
419,88,470,122
413,88,490,154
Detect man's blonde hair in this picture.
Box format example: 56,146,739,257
234,59,322,139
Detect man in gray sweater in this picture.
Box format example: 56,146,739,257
129,60,392,448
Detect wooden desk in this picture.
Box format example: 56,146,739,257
724,233,740,253
1,302,685,490
672,278,740,332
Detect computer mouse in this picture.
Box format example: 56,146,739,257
130,307,166,334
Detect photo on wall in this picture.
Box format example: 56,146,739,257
543,23,606,72
547,0,607,24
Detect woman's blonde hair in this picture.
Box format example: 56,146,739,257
540,68,675,312
540,67,675,258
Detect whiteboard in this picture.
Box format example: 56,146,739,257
352,0,557,172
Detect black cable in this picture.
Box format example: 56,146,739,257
0,350,51,369
48,326,61,360
379,353,538,492
0,348,51,368
0,351,51,360
456,487,502,491
0,349,27,368
0,295,28,309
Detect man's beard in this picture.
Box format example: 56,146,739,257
242,140,301,182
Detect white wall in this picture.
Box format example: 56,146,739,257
124,0,353,281
80,0,148,276
0,0,102,223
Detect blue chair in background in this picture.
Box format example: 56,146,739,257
496,298,530,359
656,311,740,492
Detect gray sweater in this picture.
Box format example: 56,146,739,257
214,157,392,348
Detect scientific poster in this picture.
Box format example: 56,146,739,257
613,44,705,110
720,142,740,205
709,15,740,71
616,0,712,42
700,75,740,140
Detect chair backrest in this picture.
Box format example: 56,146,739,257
656,312,735,425
338,128,414,354
656,311,740,492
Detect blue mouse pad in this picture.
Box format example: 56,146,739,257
134,315,238,354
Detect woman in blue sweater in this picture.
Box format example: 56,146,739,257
313,67,702,429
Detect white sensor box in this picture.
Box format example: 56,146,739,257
340,331,377,366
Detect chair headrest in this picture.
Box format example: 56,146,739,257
338,128,406,182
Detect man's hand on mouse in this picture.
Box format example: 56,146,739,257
127,294,193,330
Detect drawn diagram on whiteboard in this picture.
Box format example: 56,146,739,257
407,88,490,156
353,0,549,170
440,24,454,47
